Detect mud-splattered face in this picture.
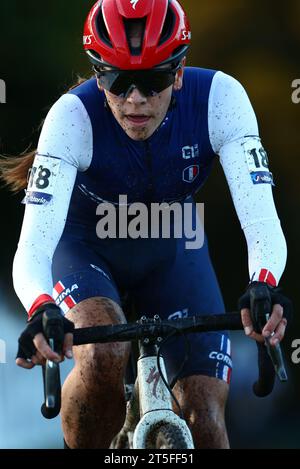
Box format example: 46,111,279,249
97,66,185,141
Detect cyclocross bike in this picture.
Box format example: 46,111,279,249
40,284,288,449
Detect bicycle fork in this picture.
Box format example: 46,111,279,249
132,340,194,449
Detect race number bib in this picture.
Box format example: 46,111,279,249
243,137,274,186
23,154,61,205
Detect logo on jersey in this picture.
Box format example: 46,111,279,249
83,35,92,45
53,281,78,314
251,171,274,185
182,144,199,160
130,0,140,10
209,335,232,383
54,282,79,305
209,352,233,368
23,192,53,205
90,264,111,281
79,184,124,206
183,165,199,183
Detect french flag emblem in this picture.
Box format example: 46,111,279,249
53,280,77,314
183,165,200,183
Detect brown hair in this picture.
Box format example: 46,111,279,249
0,151,36,193
0,75,91,193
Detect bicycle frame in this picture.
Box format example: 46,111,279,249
132,340,194,449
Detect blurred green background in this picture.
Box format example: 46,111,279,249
0,0,299,448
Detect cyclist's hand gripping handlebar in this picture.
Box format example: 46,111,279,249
41,308,64,419
249,283,288,397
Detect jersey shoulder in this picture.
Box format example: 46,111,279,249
210,70,251,101
37,90,93,171
207,71,259,152
68,77,105,109
180,66,218,101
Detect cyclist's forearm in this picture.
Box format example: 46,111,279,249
13,245,54,313
219,138,287,286
243,219,287,286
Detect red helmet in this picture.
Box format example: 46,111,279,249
83,0,191,70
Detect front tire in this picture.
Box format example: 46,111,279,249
146,423,189,449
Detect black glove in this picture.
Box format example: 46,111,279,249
238,281,293,333
17,303,74,360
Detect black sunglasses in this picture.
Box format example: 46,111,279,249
94,64,181,98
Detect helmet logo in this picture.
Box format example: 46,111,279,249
83,35,92,45
130,0,140,10
182,30,192,41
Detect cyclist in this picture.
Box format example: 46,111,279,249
1,0,291,449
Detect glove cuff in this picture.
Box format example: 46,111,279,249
27,294,56,320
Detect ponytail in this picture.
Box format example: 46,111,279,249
0,151,36,193
0,75,91,193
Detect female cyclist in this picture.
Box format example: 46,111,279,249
1,0,290,449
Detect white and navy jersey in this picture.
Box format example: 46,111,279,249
13,67,287,312
67,68,216,216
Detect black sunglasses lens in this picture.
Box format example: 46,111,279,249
98,72,125,96
142,72,176,95
99,70,176,97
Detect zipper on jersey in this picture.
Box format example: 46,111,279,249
144,140,153,203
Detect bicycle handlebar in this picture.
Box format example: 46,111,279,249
72,313,244,345
41,312,288,419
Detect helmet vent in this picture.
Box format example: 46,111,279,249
158,3,176,46
124,18,146,56
96,9,113,48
